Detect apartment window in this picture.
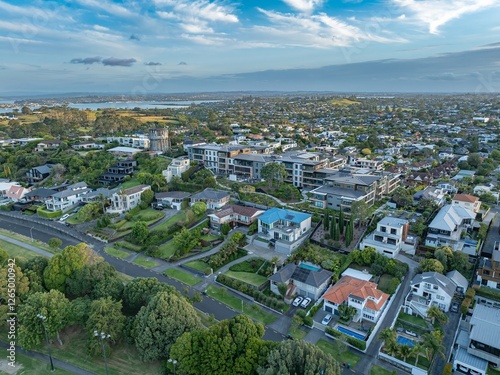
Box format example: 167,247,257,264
436,295,444,300
390,228,397,235
380,226,386,232
483,270,490,275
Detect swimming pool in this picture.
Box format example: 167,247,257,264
336,326,366,341
397,335,416,347
299,262,320,272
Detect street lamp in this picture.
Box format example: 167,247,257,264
30,227,34,242
168,358,177,375
36,314,54,372
94,330,111,375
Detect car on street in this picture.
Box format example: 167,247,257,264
300,297,312,308
451,301,460,313
59,214,70,222
292,296,303,307
322,314,332,325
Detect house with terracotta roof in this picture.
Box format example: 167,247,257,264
452,193,481,214
6,185,30,202
208,204,264,230
322,275,390,323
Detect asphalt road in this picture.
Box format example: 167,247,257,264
0,213,285,342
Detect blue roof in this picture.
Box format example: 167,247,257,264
258,207,311,225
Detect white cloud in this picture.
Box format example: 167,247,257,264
180,23,214,34
93,25,110,32
74,0,133,18
392,0,499,34
282,0,324,13
155,0,238,24
181,33,229,45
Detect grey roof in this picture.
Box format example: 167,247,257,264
155,191,191,199
85,187,120,199
428,204,475,232
25,187,56,199
470,304,500,349
454,347,488,372
455,329,470,348
190,188,230,201
377,216,408,228
269,263,333,288
32,165,53,174
446,270,468,291
411,272,456,298
232,154,272,163
324,173,381,186
311,185,367,199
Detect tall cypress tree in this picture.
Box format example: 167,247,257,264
324,208,329,231
330,216,335,239
338,208,345,235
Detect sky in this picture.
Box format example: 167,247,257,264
0,0,499,95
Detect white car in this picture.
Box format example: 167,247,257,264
59,214,70,222
300,297,312,308
322,314,332,325
292,296,303,307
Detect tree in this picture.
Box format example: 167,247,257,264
77,203,100,222
477,223,489,240
44,243,102,293
18,290,71,349
48,237,62,250
392,187,413,208
422,330,445,362
173,227,200,256
221,222,231,235
22,256,48,292
426,305,448,325
191,202,207,216
86,297,126,356
140,189,154,209
123,277,180,315
0,263,30,309
434,246,452,273
323,208,329,231
170,315,268,375
66,261,123,300
338,208,344,235
261,162,288,189
338,304,356,321
257,339,340,375
361,148,371,156
379,328,397,348
345,219,354,247
350,200,370,227
411,343,425,367
135,291,202,362
419,258,445,274
277,282,288,298
467,153,481,168
131,221,149,244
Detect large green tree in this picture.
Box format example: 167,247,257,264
122,278,180,315
66,261,123,300
135,291,202,362
43,243,102,293
18,290,71,348
170,315,269,375
257,340,340,375
261,162,287,189
419,258,445,274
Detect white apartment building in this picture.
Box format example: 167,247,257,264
162,156,191,182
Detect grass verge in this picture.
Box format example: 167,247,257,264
0,238,48,260
288,326,307,340
4,352,73,375
370,365,394,375
0,228,56,253
184,260,211,275
164,268,201,286
104,247,130,259
132,256,159,269
316,338,360,367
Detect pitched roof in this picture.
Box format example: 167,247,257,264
155,191,191,199
269,263,333,288
123,184,150,196
24,187,56,199
190,188,230,201
410,272,456,298
212,204,263,219
428,204,475,232
452,194,479,203
6,185,28,198
258,207,311,225
323,276,389,311
470,304,500,349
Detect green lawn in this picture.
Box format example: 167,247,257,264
200,234,221,241
206,285,277,325
104,247,131,259
378,273,396,294
157,240,178,259
289,326,307,340
132,256,159,269
184,260,212,275
66,214,85,225
316,339,361,367
0,228,57,253
0,239,48,261
119,178,141,189
5,352,73,375
164,268,202,286
116,241,142,252
370,365,393,375
397,312,428,329
488,366,500,375
224,270,268,287
151,211,187,232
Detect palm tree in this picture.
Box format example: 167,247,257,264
427,305,448,325
379,328,397,345
422,331,446,362
398,344,413,363
411,343,425,367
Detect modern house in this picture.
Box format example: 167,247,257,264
106,135,150,149
453,304,500,374
107,185,151,213
72,142,104,150
269,262,333,301
256,207,312,254
425,204,476,251
322,275,389,323
360,216,409,258
452,193,481,214
190,188,231,210
162,156,190,183
35,140,62,151
476,246,500,289
98,159,137,185
154,191,191,210
107,146,143,158
412,186,447,207
404,272,456,317
81,187,121,204
45,182,91,212
26,164,53,184
208,204,263,230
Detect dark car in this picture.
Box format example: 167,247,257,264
451,301,460,313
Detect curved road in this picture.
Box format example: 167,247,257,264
0,213,285,342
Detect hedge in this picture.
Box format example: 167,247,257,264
442,363,452,375
325,326,366,350
465,287,476,299
461,297,472,315
37,207,62,219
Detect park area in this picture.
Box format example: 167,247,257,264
223,257,270,288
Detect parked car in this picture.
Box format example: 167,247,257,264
322,314,332,325
292,296,303,307
451,301,460,313
59,214,70,222
300,297,312,308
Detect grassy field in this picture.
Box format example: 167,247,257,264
157,240,177,259
0,352,73,375
370,365,393,375
151,211,187,232
0,228,56,253
224,270,268,287
397,312,428,329
119,178,141,189
316,339,360,367
104,247,130,259
132,256,159,269
206,285,277,325
183,260,211,275
288,326,307,340
0,239,48,261
164,268,201,286
200,234,220,241
116,241,142,252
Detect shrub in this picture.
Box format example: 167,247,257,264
346,336,366,350
303,316,313,327
37,207,62,219
465,287,476,299
325,327,341,338
442,363,453,375
461,297,472,315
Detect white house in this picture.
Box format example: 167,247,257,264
452,194,481,214
162,156,191,183
256,207,312,254
360,216,409,258
154,191,191,211
425,204,475,250
404,272,456,317
45,182,91,212
322,275,389,323
107,184,151,213
6,185,30,202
